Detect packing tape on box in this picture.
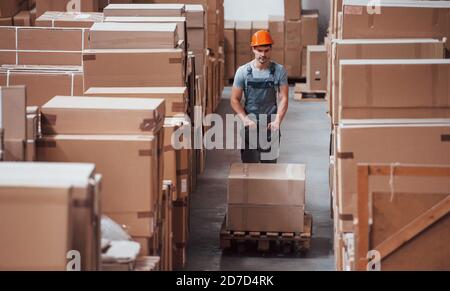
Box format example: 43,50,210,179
176,169,189,176
140,119,157,132
139,149,155,157
337,152,354,160
339,214,353,222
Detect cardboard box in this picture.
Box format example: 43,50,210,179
227,205,305,233
271,48,284,66
37,134,160,215
307,45,327,92
339,59,450,121
36,11,104,28
0,68,84,106
0,26,88,66
331,38,446,125
84,87,188,117
187,27,205,51
0,184,73,270
0,162,101,271
336,119,450,232
285,20,302,49
163,117,191,200
105,16,186,42
104,3,185,17
228,163,306,206
83,49,185,89
301,48,307,78
185,4,204,28
89,22,178,49
285,48,302,77
13,10,32,26
251,20,268,35
0,0,26,18
0,17,13,26
173,198,189,244
41,96,165,135
268,16,284,50
342,0,450,50
0,86,26,161
284,0,301,21
301,11,318,47
36,0,99,18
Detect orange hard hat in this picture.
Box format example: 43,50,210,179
251,30,274,47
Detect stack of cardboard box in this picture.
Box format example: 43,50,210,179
0,26,88,106
0,162,102,271
226,0,319,80
37,96,166,269
328,0,450,271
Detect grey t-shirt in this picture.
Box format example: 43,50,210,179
233,61,288,90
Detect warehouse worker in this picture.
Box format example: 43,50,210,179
231,30,289,163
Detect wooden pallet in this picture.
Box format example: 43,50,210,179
294,83,326,102
220,214,313,253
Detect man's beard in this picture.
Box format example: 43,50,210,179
258,57,269,64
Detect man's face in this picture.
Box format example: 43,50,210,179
253,45,272,64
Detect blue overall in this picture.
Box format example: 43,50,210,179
241,62,281,163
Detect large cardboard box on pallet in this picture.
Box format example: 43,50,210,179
83,48,185,89
227,163,306,232
104,16,186,43
0,68,84,106
89,22,179,49
36,11,104,28
339,59,450,122
41,96,165,135
341,0,450,50
0,86,26,161
0,162,101,271
84,87,188,117
331,38,446,124
104,3,185,17
336,119,450,232
36,0,99,18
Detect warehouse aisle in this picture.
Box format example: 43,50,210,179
184,86,334,271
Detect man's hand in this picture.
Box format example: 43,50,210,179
268,119,281,131
243,116,257,129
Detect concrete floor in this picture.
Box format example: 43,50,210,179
184,86,335,271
